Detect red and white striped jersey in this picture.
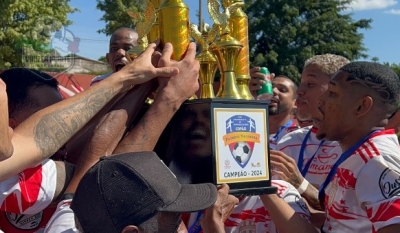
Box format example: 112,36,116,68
186,180,310,233
276,126,342,188
269,120,299,150
322,129,400,233
0,159,57,233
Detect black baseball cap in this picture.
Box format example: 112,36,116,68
71,151,217,233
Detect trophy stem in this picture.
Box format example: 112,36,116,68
236,76,253,99
216,71,242,99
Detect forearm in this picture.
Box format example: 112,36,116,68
113,92,182,153
65,110,128,194
0,74,126,181
260,194,318,233
301,183,324,211
0,93,12,161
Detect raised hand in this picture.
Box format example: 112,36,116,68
270,150,304,189
157,42,200,105
118,41,179,86
249,67,275,98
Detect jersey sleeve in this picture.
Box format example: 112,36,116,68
356,156,400,231
44,199,80,233
0,159,57,214
273,180,311,221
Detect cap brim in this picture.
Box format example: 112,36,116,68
161,183,217,213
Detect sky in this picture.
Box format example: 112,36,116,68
66,0,400,64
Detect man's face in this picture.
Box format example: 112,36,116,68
295,65,330,124
106,30,138,73
314,71,355,141
269,77,296,115
177,104,212,158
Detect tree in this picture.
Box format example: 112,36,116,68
383,62,400,77
244,0,372,84
0,0,76,68
98,56,107,62
97,0,147,35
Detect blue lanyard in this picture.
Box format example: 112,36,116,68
318,130,380,202
297,129,325,176
271,120,293,142
188,211,203,233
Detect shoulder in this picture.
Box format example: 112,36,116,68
276,126,312,150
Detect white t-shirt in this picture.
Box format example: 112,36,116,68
186,180,311,233
276,126,342,187
322,129,400,233
44,199,78,233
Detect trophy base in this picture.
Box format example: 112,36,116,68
230,186,277,197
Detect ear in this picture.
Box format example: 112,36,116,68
354,96,373,117
121,225,140,233
9,117,19,129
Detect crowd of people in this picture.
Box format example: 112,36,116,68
0,27,399,233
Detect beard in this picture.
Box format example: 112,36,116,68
269,104,289,116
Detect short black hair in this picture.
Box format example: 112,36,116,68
0,68,59,118
340,61,400,114
275,75,298,99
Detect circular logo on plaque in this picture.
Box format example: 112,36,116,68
238,219,256,233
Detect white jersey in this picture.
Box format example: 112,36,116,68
44,199,79,233
90,72,112,86
186,180,311,233
322,129,400,233
269,120,299,150
276,126,342,187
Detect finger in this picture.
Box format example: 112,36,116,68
141,42,158,57
218,183,230,192
271,150,293,162
271,73,276,80
250,67,261,72
271,170,288,181
270,161,291,175
184,42,197,60
153,66,179,78
161,42,174,59
249,86,261,91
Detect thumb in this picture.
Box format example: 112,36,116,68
154,66,179,78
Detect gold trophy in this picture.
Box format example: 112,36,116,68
208,0,244,99
126,1,156,61
147,0,162,42
190,23,219,99
223,0,253,100
126,1,157,104
159,0,191,61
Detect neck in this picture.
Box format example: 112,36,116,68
338,126,384,151
269,113,292,134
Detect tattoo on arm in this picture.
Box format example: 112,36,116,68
302,184,324,211
34,87,116,158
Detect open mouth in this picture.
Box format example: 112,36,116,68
295,98,307,106
189,129,207,141
114,63,126,72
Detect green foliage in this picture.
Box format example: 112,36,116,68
244,0,372,84
96,0,147,35
0,0,76,68
383,62,400,78
98,56,107,62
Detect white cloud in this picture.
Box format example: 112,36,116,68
346,0,398,11
384,8,400,14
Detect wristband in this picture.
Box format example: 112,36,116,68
297,179,309,194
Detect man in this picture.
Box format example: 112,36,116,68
0,78,13,160
261,61,400,233
0,41,179,182
44,152,236,233
91,27,138,85
249,69,299,148
271,54,349,214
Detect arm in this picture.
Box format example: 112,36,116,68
0,79,13,161
201,184,239,233
64,109,128,194
113,42,200,153
0,42,179,181
270,150,324,210
260,194,318,233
